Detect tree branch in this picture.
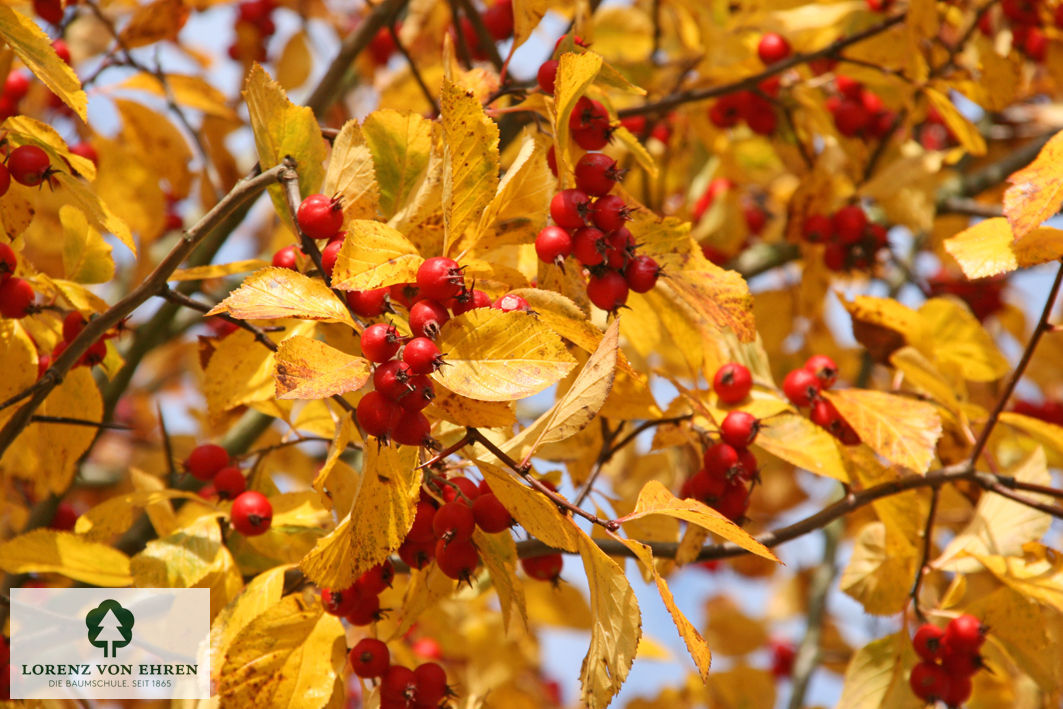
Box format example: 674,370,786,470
787,519,841,709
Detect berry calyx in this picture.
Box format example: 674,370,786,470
782,368,821,407
349,638,390,678
374,359,415,401
572,226,608,266
409,299,450,339
296,193,344,239
403,337,445,374
591,194,631,232
435,538,480,581
713,363,753,404
412,661,449,706
361,323,404,363
550,189,591,229
8,145,52,187
720,410,759,448
912,623,945,662
624,255,660,293
380,665,417,705
186,443,230,481
230,490,273,536
432,501,476,543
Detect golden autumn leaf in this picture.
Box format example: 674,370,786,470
512,0,553,48
616,481,779,562
74,489,205,541
577,532,641,709
977,546,1063,615
322,120,380,221
113,98,193,199
300,445,421,590
440,78,500,254
918,298,1009,382
53,172,136,255
207,267,356,326
433,308,577,402
469,132,553,251
119,0,189,47
926,87,985,156
0,6,86,120
330,220,421,291
0,529,132,586
823,389,942,473
755,412,849,482
203,327,285,424
274,336,372,400
999,411,1063,459
944,217,1063,278
361,109,435,219
841,294,925,362
553,52,603,182
60,204,114,284
170,259,270,282
219,595,347,708
425,387,516,428
276,31,312,90
836,633,921,709
209,564,291,685
839,521,918,616
1004,129,1063,240
702,595,767,656
473,527,528,632
4,116,95,181
119,72,237,120
477,460,581,552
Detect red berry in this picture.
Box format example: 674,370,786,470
399,374,434,412
550,189,591,228
357,390,400,438
823,242,847,271
374,359,414,402
546,144,558,176
417,257,464,301
391,410,432,447
51,39,71,65
537,60,559,95
574,153,619,197
69,143,98,168
296,193,344,240
49,502,78,531
77,339,106,368
442,476,480,505
720,411,759,448
433,501,476,542
605,227,635,269
350,638,390,678
535,225,573,263
409,299,450,339
493,293,530,312
320,239,342,280
912,623,946,662
403,337,444,374
357,560,395,595
586,270,629,311
832,205,868,244
591,194,631,232
472,493,513,533
687,469,726,501
941,645,982,676
346,287,390,317
940,673,972,707
407,501,439,543
743,203,768,234
8,145,52,187
712,478,749,521
770,639,795,679
482,0,513,40
213,466,246,500
944,614,986,654
435,538,480,580
381,665,417,705
572,226,607,266
230,490,273,536
62,311,87,342
344,589,381,626
757,33,791,64
412,662,449,706
4,72,29,101
908,660,949,702
272,245,298,270
321,584,360,616
521,553,563,582
804,354,838,388
736,448,758,481
361,322,403,363
186,443,230,481
624,255,660,293
368,26,397,65
703,442,741,478
449,288,492,315
709,93,745,129
411,636,442,659
713,363,752,404
801,214,833,243
809,398,843,433
782,368,820,407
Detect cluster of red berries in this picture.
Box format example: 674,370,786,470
40,311,121,375
350,637,452,709
228,0,278,64
781,355,860,446
536,35,590,101
769,638,796,680
0,71,30,121
927,268,1005,322
917,107,959,152
705,33,790,135
293,191,347,279
978,0,1063,62
618,113,674,144
909,614,987,707
800,204,889,272
322,560,395,626
825,76,896,140
185,443,271,535
0,242,33,320
538,156,660,312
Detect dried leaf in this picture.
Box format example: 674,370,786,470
330,220,421,291
823,389,941,473
0,529,132,586
208,267,356,326
1004,129,1063,239
275,336,372,400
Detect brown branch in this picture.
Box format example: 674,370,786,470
158,288,278,352
937,197,1003,218
27,415,130,430
388,17,440,116
452,0,505,72
617,13,907,118
787,519,841,709
986,482,1063,520
446,0,473,69
908,486,940,623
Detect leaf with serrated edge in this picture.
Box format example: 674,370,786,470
275,336,371,400
61,205,114,284
553,52,603,182
171,259,270,282
0,529,132,586
945,217,1063,278
0,6,86,120
74,489,204,541
300,445,420,590
53,173,135,255
839,521,917,615
1004,129,1063,240
440,79,499,255
362,109,434,220
513,0,551,48
755,412,849,481
616,481,779,562
323,120,380,221
469,132,552,252
919,297,1009,382
577,532,641,708
209,564,291,685
823,389,941,473
208,267,355,326
330,220,421,291
433,308,576,402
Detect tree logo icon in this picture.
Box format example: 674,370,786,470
85,599,134,658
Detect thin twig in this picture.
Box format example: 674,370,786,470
27,415,130,430
908,486,940,623
452,0,505,72
446,0,473,69
157,403,178,489
388,18,440,116
986,482,1063,520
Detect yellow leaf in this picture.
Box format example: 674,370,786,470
0,319,38,418
170,259,270,282
300,445,421,589
60,205,114,284
836,632,921,709
512,0,552,48
999,411,1063,459
470,132,553,251
611,124,658,178
119,0,188,47
918,297,1009,382
926,87,985,156
1004,129,1063,240
747,408,848,476
243,64,328,221
323,120,380,221
390,565,456,638
131,514,229,589
977,546,1063,614
276,31,312,90
210,564,291,686
0,529,132,586
275,336,371,400
3,115,95,181
330,220,421,291
937,448,1052,573
620,537,711,680
839,522,918,615
823,389,942,473
577,532,641,708
944,217,1063,278
478,460,581,552
505,318,619,461
424,387,516,428
889,346,968,417
361,109,434,220
119,72,237,120
616,481,780,562
472,527,527,632
433,308,577,401
440,79,499,254
219,595,346,709
706,665,777,709
241,491,332,564
0,6,85,120
75,489,205,541
1,367,102,495
203,327,281,423
841,294,926,362
52,172,135,255
702,595,766,656
208,267,356,326
553,52,603,181
114,98,193,200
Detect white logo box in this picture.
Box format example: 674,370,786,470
10,587,211,700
